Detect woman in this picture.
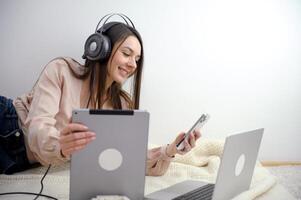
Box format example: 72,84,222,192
0,14,200,175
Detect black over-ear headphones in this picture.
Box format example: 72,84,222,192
82,13,135,61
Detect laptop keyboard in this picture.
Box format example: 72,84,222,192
172,184,215,200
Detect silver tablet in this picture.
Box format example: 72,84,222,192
69,109,149,200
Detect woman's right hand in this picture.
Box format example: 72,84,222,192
59,123,96,157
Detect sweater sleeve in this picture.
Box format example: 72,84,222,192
26,59,70,165
146,145,175,176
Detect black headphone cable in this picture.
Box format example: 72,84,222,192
0,165,58,200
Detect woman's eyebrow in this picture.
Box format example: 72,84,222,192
123,46,134,52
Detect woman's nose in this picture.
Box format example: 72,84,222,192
127,57,137,69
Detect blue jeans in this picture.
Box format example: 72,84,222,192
0,95,32,174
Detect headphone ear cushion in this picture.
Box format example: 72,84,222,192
84,33,111,61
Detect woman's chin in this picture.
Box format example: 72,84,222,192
114,76,127,84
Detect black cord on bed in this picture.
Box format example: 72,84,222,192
0,192,58,200
0,165,58,200
33,164,53,200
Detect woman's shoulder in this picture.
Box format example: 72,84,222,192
44,57,85,75
46,57,84,70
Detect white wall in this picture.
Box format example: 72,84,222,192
0,0,300,161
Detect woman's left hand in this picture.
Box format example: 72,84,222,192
166,130,201,157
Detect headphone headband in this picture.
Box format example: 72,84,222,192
95,13,135,33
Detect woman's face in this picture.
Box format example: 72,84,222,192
107,35,141,85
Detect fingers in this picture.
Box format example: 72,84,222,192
175,137,190,155
174,132,186,145
177,130,202,155
61,130,95,143
61,132,96,149
61,144,87,157
60,133,96,157
59,123,96,157
166,132,185,156
187,130,201,148
188,132,196,147
194,130,201,140
180,140,192,154
60,123,88,135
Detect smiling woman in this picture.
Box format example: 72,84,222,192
79,21,145,110
0,13,201,175
107,36,142,90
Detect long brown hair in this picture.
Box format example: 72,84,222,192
73,23,144,109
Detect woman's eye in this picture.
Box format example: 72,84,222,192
123,52,130,57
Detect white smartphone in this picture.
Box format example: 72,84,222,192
176,114,210,151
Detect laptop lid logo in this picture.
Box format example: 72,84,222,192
235,154,246,176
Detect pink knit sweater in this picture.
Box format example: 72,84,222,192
13,57,172,176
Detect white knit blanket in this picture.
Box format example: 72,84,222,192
0,139,295,200
146,139,277,200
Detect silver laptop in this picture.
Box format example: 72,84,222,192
145,128,264,200
70,109,149,200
